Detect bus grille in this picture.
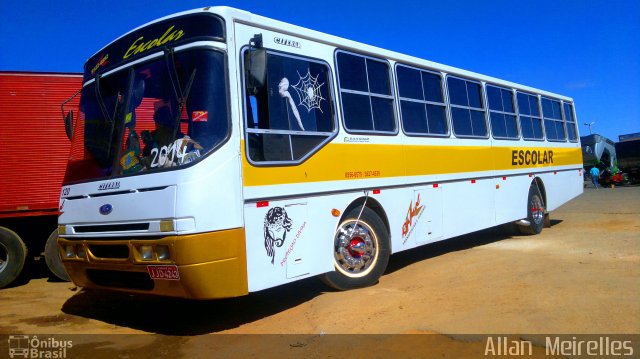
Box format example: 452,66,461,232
87,269,154,291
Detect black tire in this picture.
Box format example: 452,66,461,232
320,206,390,290
45,229,71,281
0,226,28,288
518,185,545,235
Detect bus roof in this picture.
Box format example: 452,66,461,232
88,6,573,102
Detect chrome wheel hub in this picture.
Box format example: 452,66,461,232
334,220,378,277
531,195,544,225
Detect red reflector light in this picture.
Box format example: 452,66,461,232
433,184,439,188
471,180,476,184
373,189,381,194
529,174,533,177
554,171,558,174
257,201,269,208
502,176,506,180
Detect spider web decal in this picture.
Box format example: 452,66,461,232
292,70,326,112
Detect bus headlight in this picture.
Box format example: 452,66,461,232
64,245,75,258
76,245,86,259
156,245,170,260
140,245,154,261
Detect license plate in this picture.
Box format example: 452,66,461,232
147,265,180,280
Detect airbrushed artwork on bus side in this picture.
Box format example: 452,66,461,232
402,193,424,244
263,207,293,264
278,70,327,131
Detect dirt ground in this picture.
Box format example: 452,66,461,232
1,185,638,358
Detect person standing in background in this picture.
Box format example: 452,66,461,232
590,166,601,189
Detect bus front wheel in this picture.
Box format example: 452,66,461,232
518,185,545,235
0,226,28,288
321,206,390,290
44,229,71,282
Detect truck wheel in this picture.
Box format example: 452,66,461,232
321,206,390,290
45,229,70,281
0,226,28,288
518,185,545,235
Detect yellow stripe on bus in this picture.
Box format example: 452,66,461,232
241,142,583,187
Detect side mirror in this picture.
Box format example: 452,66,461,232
64,111,74,140
245,48,266,93
245,34,266,94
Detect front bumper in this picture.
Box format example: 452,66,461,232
59,228,248,299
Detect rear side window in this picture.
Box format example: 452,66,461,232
447,76,487,137
517,92,544,140
542,97,566,141
336,51,396,133
244,50,335,163
563,102,578,141
487,84,518,139
396,64,448,136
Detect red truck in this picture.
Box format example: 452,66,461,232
0,71,82,288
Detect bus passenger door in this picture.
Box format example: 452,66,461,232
244,200,313,292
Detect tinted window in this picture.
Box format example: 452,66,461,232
487,85,518,139
336,52,367,92
487,86,503,111
397,64,448,136
244,51,335,163
367,59,391,95
401,101,428,133
542,97,565,141
447,77,468,106
342,92,373,131
337,52,396,133
467,82,483,108
396,66,422,100
448,76,486,137
423,72,443,102
517,92,543,140
563,103,578,141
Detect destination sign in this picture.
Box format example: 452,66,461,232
84,13,225,79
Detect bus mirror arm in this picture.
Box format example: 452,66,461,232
61,87,81,140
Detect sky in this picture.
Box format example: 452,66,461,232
1,0,638,142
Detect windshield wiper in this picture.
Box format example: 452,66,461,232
95,74,120,164
164,48,197,140
111,68,136,175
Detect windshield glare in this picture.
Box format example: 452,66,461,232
64,49,228,184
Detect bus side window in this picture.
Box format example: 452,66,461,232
244,49,335,163
336,51,396,134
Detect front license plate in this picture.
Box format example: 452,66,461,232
147,265,180,280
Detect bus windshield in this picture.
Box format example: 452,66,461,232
64,48,228,184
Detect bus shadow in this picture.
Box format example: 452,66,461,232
385,222,559,275
61,276,328,335
61,222,563,335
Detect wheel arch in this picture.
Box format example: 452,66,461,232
343,196,391,237
532,177,547,208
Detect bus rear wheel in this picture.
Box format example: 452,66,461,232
518,185,545,235
0,226,28,288
321,206,390,290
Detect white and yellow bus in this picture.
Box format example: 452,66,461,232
58,7,583,299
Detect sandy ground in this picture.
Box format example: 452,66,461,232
1,185,638,357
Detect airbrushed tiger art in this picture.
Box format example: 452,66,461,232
263,207,293,264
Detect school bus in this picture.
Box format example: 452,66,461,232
58,6,583,299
